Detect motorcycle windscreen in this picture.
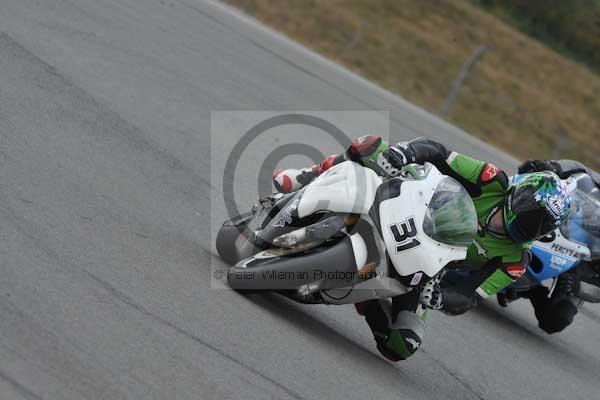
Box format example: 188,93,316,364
560,186,600,259
422,177,478,247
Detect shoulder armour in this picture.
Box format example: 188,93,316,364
478,163,508,188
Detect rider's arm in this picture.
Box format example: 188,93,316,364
384,138,508,197
275,135,508,195
519,159,600,186
476,255,530,298
518,159,587,178
442,250,532,315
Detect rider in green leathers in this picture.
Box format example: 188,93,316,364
273,135,571,361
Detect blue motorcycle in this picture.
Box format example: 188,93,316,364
502,172,600,305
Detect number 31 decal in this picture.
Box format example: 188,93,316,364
389,217,421,253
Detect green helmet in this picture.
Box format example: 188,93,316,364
504,171,571,243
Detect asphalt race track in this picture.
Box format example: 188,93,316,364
1,1,599,399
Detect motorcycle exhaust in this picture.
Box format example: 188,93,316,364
296,261,377,298
228,233,368,292
272,215,347,248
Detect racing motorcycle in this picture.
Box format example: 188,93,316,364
216,161,478,305
501,172,600,305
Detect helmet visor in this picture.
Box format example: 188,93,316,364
510,208,557,242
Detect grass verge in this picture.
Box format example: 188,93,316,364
226,0,600,169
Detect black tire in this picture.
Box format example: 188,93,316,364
216,212,253,265
216,223,242,265
215,221,246,265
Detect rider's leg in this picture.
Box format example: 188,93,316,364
272,155,341,193
272,133,393,193
528,285,578,334
272,168,316,193
356,291,427,361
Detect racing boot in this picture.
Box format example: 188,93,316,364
530,270,580,334
359,295,426,362
272,155,338,193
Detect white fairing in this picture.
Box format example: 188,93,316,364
378,167,468,277
297,161,381,217
298,162,469,278
534,229,590,261
282,161,473,304
350,233,368,270
321,277,412,305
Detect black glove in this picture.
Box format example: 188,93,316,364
419,278,443,310
382,142,417,168
377,142,421,177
